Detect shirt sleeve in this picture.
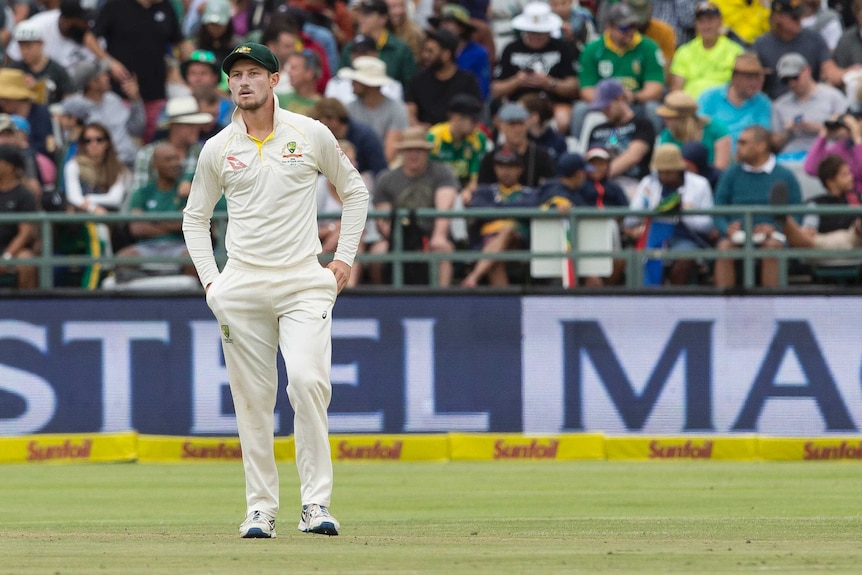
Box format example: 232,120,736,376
63,159,85,209
182,140,225,287
314,123,369,266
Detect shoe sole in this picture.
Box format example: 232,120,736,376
241,527,275,538
307,522,339,536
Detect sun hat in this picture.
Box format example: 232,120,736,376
651,143,687,171
160,96,214,127
511,1,563,34
732,52,769,75
222,42,280,75
0,68,35,100
336,56,392,87
656,90,699,118
396,125,434,151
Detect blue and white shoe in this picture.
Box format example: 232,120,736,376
239,510,276,538
297,504,340,536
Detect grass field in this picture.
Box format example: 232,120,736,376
0,461,860,574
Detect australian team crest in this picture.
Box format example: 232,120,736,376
221,324,234,343
281,141,303,164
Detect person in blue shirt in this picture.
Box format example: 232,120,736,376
430,4,492,100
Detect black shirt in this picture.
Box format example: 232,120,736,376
477,142,555,188
493,36,577,103
0,183,37,250
404,68,483,126
94,0,183,102
588,116,656,181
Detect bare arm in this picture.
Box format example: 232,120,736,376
712,135,731,171
609,140,650,178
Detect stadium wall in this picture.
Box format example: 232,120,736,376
1,294,861,462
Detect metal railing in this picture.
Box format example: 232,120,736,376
2,205,862,291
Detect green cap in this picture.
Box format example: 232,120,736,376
222,42,280,75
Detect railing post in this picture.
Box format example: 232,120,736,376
39,217,53,289
742,211,755,289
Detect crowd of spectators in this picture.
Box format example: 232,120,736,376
2,0,862,289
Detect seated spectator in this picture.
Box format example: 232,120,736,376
461,148,539,287
54,97,94,170
478,102,555,188
326,34,404,105
114,142,195,283
753,0,840,100
624,143,716,286
770,52,849,155
338,56,409,163
572,3,665,139
713,126,802,288
7,19,74,106
537,152,591,211
586,79,656,198
339,0,416,89
280,49,323,116
405,28,482,128
657,90,732,170
801,0,844,51
548,0,597,60
643,0,698,45
682,141,723,191
491,1,579,134
712,0,770,46
803,112,862,201
628,0,677,72
63,60,144,167
772,154,862,259
369,126,458,286
0,145,38,289
180,50,234,141
698,52,772,152
317,139,375,287
429,3,492,100
0,114,46,205
428,94,487,204
669,2,745,99
311,97,388,177
521,93,567,163
833,0,862,84
0,67,55,158
263,11,332,98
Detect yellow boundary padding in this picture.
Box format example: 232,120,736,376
3,433,862,463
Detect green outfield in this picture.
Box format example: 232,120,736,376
0,461,859,574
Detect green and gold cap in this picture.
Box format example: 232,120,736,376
222,42,279,75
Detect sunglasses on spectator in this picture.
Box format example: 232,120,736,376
617,24,636,33
82,136,107,144
781,75,800,84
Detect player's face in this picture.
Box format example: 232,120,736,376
228,61,277,111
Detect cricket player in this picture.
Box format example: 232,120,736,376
182,42,369,538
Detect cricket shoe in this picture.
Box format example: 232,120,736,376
239,510,276,538
297,504,340,536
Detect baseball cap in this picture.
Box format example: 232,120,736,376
627,0,651,25
590,78,625,110
776,52,808,78
585,147,611,161
493,148,522,166
694,1,721,17
448,94,482,119
429,4,476,31
772,0,803,17
13,20,43,42
58,96,95,123
181,49,220,80
202,0,231,26
425,28,459,54
351,34,378,54
356,0,389,15
222,42,280,75
607,4,640,28
0,145,25,171
498,102,529,123
59,0,87,20
557,152,591,177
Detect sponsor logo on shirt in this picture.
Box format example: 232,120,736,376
226,156,248,170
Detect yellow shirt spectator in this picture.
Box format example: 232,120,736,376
670,35,746,98
713,0,771,45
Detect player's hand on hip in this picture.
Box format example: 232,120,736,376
327,260,351,294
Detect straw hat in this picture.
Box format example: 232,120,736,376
656,91,699,118
0,68,35,100
396,126,433,151
651,143,687,171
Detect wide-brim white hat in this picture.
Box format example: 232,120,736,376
512,2,563,34
337,56,392,88
160,95,213,127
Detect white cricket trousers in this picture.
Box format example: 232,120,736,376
205,256,338,518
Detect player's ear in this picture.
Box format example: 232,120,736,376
270,71,279,89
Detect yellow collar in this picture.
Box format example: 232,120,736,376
603,30,643,56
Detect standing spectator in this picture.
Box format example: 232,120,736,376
586,78,657,197
657,90,732,170
548,0,597,60
428,94,487,203
338,55,409,163
669,2,745,99
62,60,145,167
478,102,555,188
338,0,416,89
386,0,425,63
0,145,37,289
279,50,323,116
0,68,55,158
624,143,716,286
7,19,74,105
194,0,240,65
326,34,404,104
430,3,491,100
833,0,862,81
369,126,458,286
803,112,862,199
491,1,579,134
713,125,802,288
801,0,844,51
643,0,698,45
698,52,772,152
180,50,234,140
405,28,482,127
711,0,771,46
93,0,192,143
461,148,539,287
627,0,677,70
311,97,388,176
262,12,332,98
573,3,666,138
771,52,848,154
754,0,840,99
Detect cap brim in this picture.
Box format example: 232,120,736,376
222,53,276,75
